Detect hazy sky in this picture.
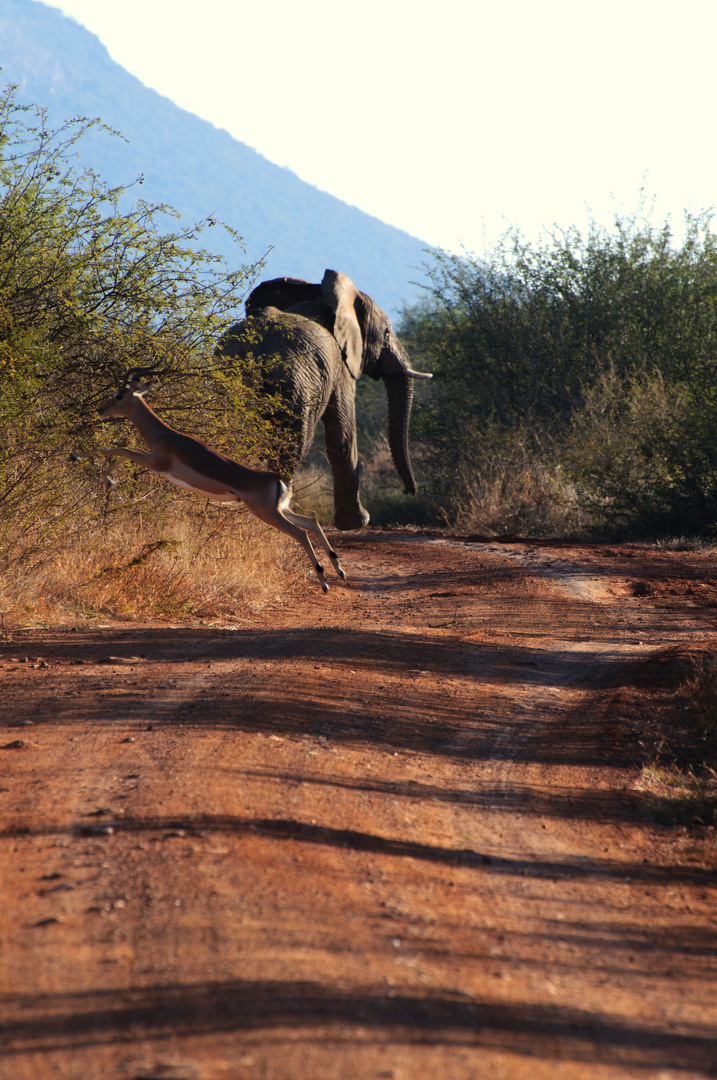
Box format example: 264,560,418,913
46,0,717,254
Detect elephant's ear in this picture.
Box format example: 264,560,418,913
246,277,322,314
321,269,364,379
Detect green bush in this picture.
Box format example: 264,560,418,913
400,204,717,535
563,367,717,534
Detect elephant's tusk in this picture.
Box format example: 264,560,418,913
405,369,433,379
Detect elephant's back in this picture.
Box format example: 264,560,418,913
218,307,338,393
218,308,334,358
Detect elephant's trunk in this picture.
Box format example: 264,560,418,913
384,373,417,495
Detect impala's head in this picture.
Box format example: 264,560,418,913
97,366,166,418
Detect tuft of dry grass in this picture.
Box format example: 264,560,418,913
633,649,717,836
0,496,315,631
682,650,717,743
453,456,588,538
290,461,335,525
637,765,717,830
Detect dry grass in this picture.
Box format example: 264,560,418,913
291,444,421,528
637,764,717,830
453,456,588,538
681,650,717,742
290,461,335,525
632,649,717,837
0,496,315,630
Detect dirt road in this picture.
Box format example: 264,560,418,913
1,531,716,1079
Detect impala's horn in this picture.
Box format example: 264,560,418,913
122,365,169,389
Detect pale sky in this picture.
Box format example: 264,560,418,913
46,0,717,254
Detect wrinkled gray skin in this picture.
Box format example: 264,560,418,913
216,269,431,530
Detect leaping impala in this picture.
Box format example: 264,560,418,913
70,366,347,593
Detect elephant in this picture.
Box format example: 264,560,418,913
216,269,431,530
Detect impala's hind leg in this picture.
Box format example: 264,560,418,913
245,497,330,592
273,514,330,592
282,507,347,581
242,481,343,592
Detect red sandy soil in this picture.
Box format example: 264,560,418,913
1,530,716,1079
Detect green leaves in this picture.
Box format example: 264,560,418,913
0,85,283,564
401,202,717,535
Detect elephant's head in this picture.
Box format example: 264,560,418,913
246,269,431,496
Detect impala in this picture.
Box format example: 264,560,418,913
71,367,347,592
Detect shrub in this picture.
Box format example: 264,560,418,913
451,427,586,537
563,367,717,534
0,86,299,622
400,203,717,535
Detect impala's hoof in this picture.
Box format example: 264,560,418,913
69,452,78,461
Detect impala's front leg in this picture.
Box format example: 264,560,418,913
71,448,155,466
69,448,156,486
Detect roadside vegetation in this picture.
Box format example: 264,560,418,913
360,203,717,540
0,86,300,629
633,649,717,837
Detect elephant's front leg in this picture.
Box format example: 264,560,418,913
323,387,370,530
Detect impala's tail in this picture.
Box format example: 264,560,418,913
277,479,293,512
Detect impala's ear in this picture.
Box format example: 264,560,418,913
128,378,151,396
246,276,322,314
321,269,363,379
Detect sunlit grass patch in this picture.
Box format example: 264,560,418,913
0,498,310,630
653,536,717,553
452,454,587,538
638,765,717,829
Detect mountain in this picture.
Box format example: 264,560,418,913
0,0,429,316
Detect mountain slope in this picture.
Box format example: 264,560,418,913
0,0,429,315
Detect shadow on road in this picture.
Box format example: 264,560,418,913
3,978,716,1072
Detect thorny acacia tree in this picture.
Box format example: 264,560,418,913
0,85,284,560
